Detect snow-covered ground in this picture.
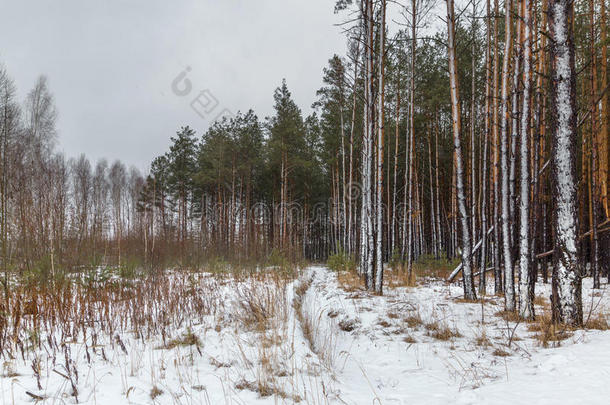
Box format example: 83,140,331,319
1,266,609,404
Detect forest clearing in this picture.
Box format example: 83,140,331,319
1,0,609,403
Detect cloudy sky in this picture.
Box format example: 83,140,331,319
0,0,358,171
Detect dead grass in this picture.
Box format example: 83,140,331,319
474,331,492,347
403,335,417,344
404,312,424,329
336,270,364,292
293,276,314,351
387,311,400,319
150,386,163,400
526,311,573,347
454,297,496,305
161,329,201,350
236,275,287,331
492,348,511,357
425,321,462,341
386,266,417,288
584,313,610,330
338,318,360,332
534,295,551,309
495,310,521,323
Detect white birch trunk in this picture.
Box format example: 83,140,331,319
375,0,386,293
518,0,534,320
500,0,516,311
447,0,476,300
549,0,582,325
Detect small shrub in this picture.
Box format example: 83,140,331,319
327,249,356,273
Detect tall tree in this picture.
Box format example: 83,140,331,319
447,0,476,300
549,0,582,325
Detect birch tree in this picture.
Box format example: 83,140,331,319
500,0,516,311
549,0,582,325
518,0,535,320
447,0,476,300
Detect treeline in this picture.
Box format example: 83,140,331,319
1,0,608,324
0,70,152,278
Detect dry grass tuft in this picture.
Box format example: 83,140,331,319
474,331,492,347
236,277,287,331
235,378,296,401
337,271,364,292
150,386,163,400
527,311,573,347
387,311,400,319
492,348,511,357
534,295,551,309
403,335,417,344
584,313,610,330
386,267,417,288
338,318,360,332
495,310,521,323
404,312,424,329
425,321,462,341
162,329,201,350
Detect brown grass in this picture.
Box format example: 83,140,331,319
474,331,492,347
387,311,400,319
338,318,360,332
150,386,163,400
293,276,314,351
534,295,551,308
236,277,287,331
404,312,424,329
337,271,364,292
495,310,521,323
492,348,511,357
425,321,462,341
526,311,573,347
386,267,417,288
403,335,417,344
584,313,610,330
235,378,297,401
161,329,201,350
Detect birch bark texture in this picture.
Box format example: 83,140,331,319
446,0,476,300
548,0,582,325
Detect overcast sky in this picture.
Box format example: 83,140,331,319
0,0,357,171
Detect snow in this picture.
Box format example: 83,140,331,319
1,266,609,404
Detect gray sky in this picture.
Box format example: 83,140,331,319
0,0,351,171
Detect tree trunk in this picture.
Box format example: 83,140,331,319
518,0,535,320
500,0,516,310
549,0,582,326
447,0,476,300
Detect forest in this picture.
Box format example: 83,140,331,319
0,0,609,403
